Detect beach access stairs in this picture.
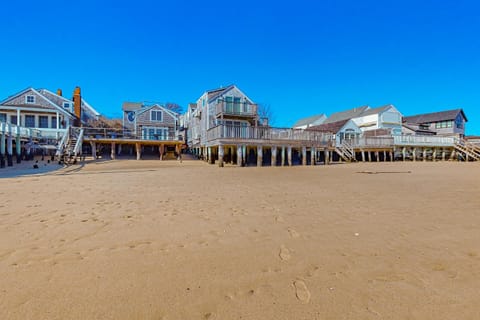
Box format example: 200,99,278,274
56,126,84,164
454,138,480,161
335,140,356,162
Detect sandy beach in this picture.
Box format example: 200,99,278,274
1,160,480,319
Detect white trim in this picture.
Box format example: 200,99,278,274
0,105,71,117
25,95,36,104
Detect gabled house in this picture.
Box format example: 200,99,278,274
122,102,179,140
292,114,327,129
191,84,259,146
351,104,403,135
0,87,100,131
402,109,467,137
307,119,361,146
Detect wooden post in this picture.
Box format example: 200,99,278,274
442,149,446,161
302,146,307,166
450,149,456,161
91,142,97,160
218,145,224,167
402,147,406,161
159,144,165,160
15,130,21,163
281,146,286,166
7,133,13,166
324,149,329,165
0,132,5,168
361,150,365,162
136,143,141,160
433,148,437,162
110,142,116,160
311,147,316,165
368,151,372,162
242,145,246,165
207,147,212,164
117,143,122,156
413,148,416,162
237,145,243,166
389,151,393,162
257,145,263,167
383,150,387,162
287,146,292,166
375,151,379,162
271,146,277,166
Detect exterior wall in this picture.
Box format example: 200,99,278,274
0,109,66,128
3,90,60,111
123,105,178,139
335,120,362,145
380,109,402,135
421,114,466,136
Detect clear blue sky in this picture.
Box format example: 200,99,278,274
1,0,479,134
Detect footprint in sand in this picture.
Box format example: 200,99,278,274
275,216,284,223
287,228,300,238
293,280,311,303
279,245,291,261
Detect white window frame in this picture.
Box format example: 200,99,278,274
25,95,36,104
151,110,163,122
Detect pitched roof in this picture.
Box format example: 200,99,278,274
357,104,394,117
402,123,437,135
122,102,144,111
403,109,467,124
292,114,326,127
323,105,369,124
135,104,179,119
206,85,235,101
0,87,73,116
307,119,350,134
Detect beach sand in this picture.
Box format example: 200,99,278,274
1,160,480,319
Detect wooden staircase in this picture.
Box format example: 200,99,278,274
56,127,85,164
454,138,480,161
335,140,356,162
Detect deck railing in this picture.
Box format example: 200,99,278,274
393,135,455,146
0,121,66,139
215,102,257,117
349,136,394,148
206,125,333,144
81,127,184,142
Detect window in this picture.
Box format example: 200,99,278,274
151,110,163,122
225,97,233,113
419,124,429,130
39,116,49,128
142,127,168,140
233,97,241,113
455,116,463,129
25,115,35,127
51,117,57,128
447,121,453,128
0,113,6,122
63,102,71,109
25,95,35,104
11,115,18,125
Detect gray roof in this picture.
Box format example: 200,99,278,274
403,109,467,124
122,102,143,111
323,105,369,124
292,114,326,127
357,104,394,117
307,119,350,134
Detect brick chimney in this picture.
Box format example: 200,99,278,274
73,86,82,127
57,88,62,96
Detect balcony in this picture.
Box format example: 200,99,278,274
215,101,257,118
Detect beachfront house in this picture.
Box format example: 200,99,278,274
122,102,179,140
292,114,327,129
0,87,100,134
350,104,403,135
185,84,259,147
402,109,467,137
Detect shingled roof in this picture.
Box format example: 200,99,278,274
307,119,350,134
403,109,467,124
323,105,369,124
292,114,326,128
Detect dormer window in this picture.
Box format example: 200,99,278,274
25,95,35,104
63,102,71,109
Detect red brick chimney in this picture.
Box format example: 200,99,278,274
57,88,62,96
73,86,82,126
